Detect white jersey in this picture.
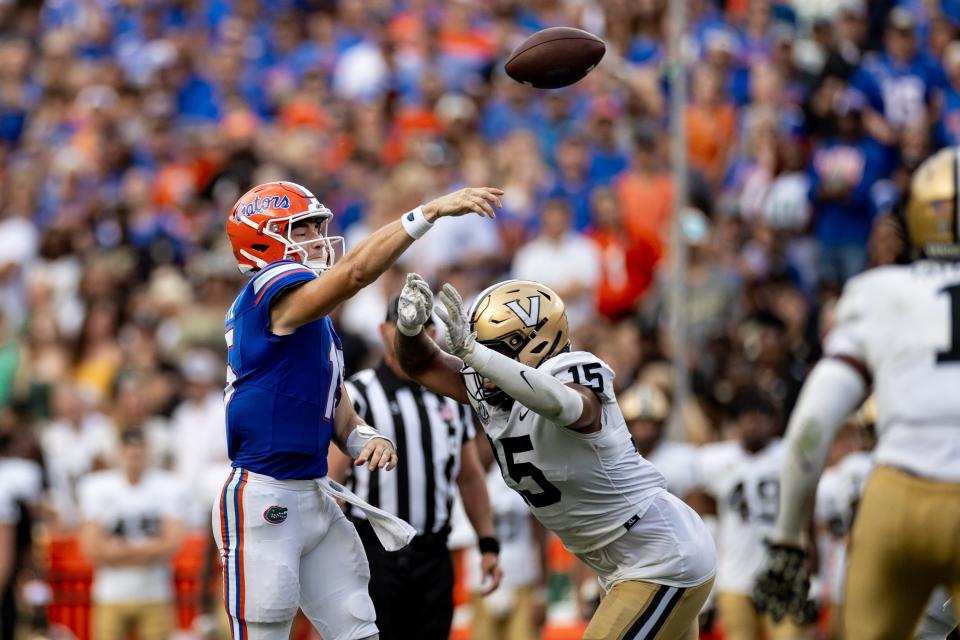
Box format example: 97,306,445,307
448,466,541,596
646,440,698,498
78,469,187,604
815,451,873,538
826,263,960,481
814,451,873,604
466,351,667,554
693,439,785,594
0,457,43,506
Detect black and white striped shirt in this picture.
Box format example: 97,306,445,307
344,363,475,536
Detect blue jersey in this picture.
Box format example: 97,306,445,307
853,51,946,127
224,260,344,480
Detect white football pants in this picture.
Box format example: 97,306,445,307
212,468,379,640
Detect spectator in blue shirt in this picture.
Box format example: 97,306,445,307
852,7,947,142
585,100,629,185
540,135,596,232
532,92,578,163
808,89,893,284
937,41,960,146
481,77,536,142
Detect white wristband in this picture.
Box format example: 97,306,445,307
346,425,395,459
400,206,433,239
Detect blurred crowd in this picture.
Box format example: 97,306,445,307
0,0,952,636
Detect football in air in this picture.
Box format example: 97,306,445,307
505,26,606,90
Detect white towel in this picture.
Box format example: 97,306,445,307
317,477,416,551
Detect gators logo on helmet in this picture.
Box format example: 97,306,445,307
226,181,345,274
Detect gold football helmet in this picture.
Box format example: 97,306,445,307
620,383,670,424
465,280,570,406
905,147,960,258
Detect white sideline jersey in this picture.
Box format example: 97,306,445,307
466,351,667,554
78,469,187,604
826,262,960,481
815,451,873,538
646,440,698,498
815,451,873,604
0,457,43,524
693,439,785,594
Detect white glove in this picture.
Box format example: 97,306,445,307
397,273,434,337
434,283,477,361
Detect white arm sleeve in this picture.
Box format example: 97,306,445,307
774,358,867,545
464,344,584,426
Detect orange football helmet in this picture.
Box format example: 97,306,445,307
226,181,344,274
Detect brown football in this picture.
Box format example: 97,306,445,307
504,27,606,90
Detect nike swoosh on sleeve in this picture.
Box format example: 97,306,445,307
519,370,535,391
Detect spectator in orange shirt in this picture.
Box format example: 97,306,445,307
686,65,736,188
587,187,659,320
615,128,673,256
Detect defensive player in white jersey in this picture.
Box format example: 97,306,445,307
814,400,957,640
687,391,811,640
620,383,697,499
753,147,960,638
814,425,873,632
395,276,716,640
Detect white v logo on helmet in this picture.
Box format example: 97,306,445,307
505,296,541,327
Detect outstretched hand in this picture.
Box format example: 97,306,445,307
422,187,503,221
397,273,433,337
434,283,477,361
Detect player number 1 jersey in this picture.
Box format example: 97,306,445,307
826,263,960,482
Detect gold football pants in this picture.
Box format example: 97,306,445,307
716,592,810,640
844,465,960,639
582,576,714,640
92,601,172,640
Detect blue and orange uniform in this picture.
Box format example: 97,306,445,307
224,260,344,480
215,258,378,640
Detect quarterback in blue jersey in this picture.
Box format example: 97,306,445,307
214,180,502,640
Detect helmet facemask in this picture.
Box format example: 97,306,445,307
260,208,345,274
460,280,571,411
463,340,520,410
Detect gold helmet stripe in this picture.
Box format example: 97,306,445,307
467,279,523,323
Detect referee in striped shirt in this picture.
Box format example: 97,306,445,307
329,295,502,640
